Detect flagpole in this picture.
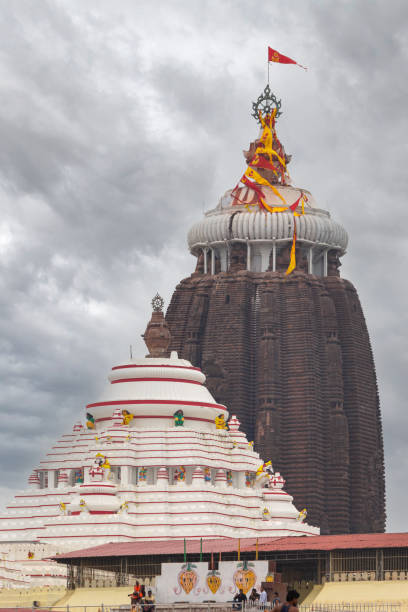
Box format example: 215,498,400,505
267,60,270,85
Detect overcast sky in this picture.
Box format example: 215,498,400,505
0,0,407,532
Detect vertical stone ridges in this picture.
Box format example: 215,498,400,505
165,268,385,534
276,272,327,529
200,272,256,437
321,286,350,534
325,277,386,532
254,284,282,465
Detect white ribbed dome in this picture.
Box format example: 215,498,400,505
87,353,228,429
188,185,348,254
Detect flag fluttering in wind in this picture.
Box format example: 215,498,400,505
268,46,307,70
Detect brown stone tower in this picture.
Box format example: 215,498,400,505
166,86,385,534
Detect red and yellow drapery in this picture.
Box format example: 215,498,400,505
231,110,307,275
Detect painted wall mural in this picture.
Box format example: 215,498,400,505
156,561,268,604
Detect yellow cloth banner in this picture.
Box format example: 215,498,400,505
244,167,287,207
286,228,297,275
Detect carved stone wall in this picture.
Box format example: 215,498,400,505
166,267,386,534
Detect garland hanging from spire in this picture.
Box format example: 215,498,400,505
231,110,307,275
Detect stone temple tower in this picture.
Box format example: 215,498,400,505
166,86,385,534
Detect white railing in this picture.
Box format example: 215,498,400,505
301,605,401,612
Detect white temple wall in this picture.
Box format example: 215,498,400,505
156,561,269,604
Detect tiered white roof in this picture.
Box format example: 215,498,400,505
0,314,319,585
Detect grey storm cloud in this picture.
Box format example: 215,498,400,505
0,0,407,531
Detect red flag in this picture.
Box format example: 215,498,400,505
268,47,307,70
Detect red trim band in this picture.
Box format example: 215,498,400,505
112,364,201,372
87,399,226,411
111,378,202,386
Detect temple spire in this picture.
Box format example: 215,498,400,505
142,294,171,358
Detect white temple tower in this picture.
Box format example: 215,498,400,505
0,297,318,586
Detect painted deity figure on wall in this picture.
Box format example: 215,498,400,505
226,470,233,486
138,467,147,482
245,471,253,487
174,466,186,482
74,468,84,484
204,467,212,483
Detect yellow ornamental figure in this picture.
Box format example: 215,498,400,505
102,457,111,469
178,563,198,594
215,414,228,430
122,410,134,426
234,560,256,594
206,569,222,594
298,508,307,522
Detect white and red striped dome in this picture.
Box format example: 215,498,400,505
86,352,228,431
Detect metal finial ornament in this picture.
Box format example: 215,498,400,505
251,84,282,124
151,293,165,312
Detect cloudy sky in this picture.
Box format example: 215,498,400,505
0,0,407,532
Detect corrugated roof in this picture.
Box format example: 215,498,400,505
53,533,408,560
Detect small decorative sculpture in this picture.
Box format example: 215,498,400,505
262,507,271,520
119,501,129,514
122,409,134,426
204,467,212,483
27,551,34,559
269,472,286,489
102,457,111,469
298,508,307,522
256,461,273,477
79,499,87,512
215,414,228,430
89,454,110,481
59,501,67,515
174,466,186,482
86,412,95,430
226,470,233,486
74,469,84,484
139,467,147,482
174,409,184,427
248,441,254,450
245,471,252,487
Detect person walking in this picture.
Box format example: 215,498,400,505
271,590,299,612
272,592,281,607
259,587,268,609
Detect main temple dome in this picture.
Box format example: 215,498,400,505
187,86,348,277
188,185,348,269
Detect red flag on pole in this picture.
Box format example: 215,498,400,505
268,47,307,70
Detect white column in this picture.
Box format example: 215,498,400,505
272,245,276,272
220,246,227,271
121,466,129,486
260,245,270,271
308,247,313,274
323,249,328,276
246,243,251,271
203,248,208,274
211,248,215,275
48,470,55,489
